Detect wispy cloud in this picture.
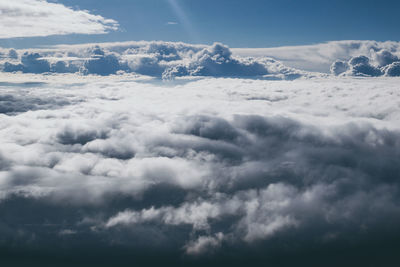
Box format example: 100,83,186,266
0,0,119,39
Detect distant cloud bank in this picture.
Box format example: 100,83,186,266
0,41,312,79
2,40,400,78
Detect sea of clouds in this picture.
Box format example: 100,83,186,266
1,71,400,265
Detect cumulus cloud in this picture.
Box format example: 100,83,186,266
1,41,313,79
234,40,400,73
374,49,399,67
82,46,127,75
162,43,268,78
330,50,400,77
8,49,18,59
347,56,382,76
0,0,118,38
0,75,400,265
330,60,349,75
384,62,400,77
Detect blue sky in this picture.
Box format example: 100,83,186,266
1,0,400,48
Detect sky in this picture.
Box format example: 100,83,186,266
1,0,400,48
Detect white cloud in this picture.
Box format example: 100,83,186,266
1,41,315,79
330,51,400,77
1,70,400,264
0,0,118,38
233,40,400,73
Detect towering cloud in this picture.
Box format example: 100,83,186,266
330,50,400,77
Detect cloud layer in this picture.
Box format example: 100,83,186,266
1,75,400,265
0,41,316,79
0,0,118,39
3,40,400,79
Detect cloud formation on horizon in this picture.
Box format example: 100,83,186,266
1,42,311,79
234,40,400,73
331,50,400,77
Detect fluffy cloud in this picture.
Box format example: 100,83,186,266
162,43,268,78
330,60,349,76
384,62,400,77
0,0,118,38
83,46,127,75
1,41,315,79
374,49,399,67
234,40,400,73
330,50,400,77
0,75,400,265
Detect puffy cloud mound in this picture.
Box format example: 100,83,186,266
1,41,311,79
330,50,400,77
374,49,399,67
4,52,50,73
162,43,268,79
348,56,382,76
384,62,400,77
51,61,79,73
330,60,349,76
8,49,18,59
0,76,400,265
82,46,126,75
0,0,118,38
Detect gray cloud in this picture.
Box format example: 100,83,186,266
0,76,399,265
384,62,400,77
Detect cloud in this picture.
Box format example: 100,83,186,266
384,62,400,77
374,49,399,67
330,60,349,76
162,43,268,78
8,49,18,59
330,50,400,77
1,41,310,79
82,46,127,75
0,92,71,114
347,56,382,76
0,0,118,39
184,233,224,255
233,40,400,73
0,75,400,265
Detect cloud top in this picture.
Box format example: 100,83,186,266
1,41,312,79
331,50,400,77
